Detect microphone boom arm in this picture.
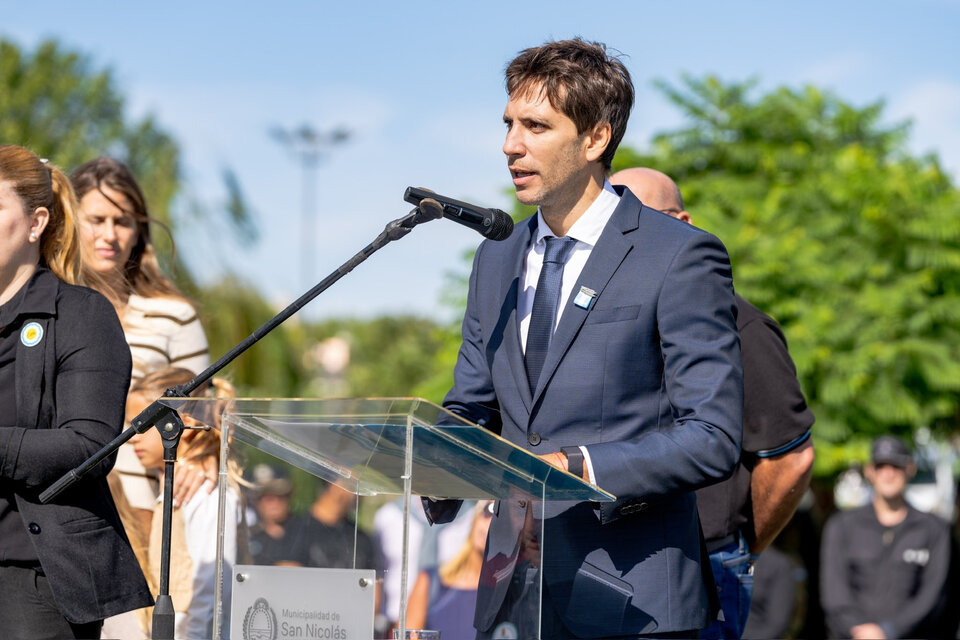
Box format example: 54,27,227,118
40,203,441,504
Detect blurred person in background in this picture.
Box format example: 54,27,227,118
71,157,208,385
373,496,477,634
611,167,815,639
126,366,247,639
72,156,212,639
0,145,152,639
820,435,950,639
406,500,495,638
741,545,799,639
285,480,378,572
70,158,211,532
249,473,296,566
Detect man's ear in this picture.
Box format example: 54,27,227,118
584,122,612,163
677,210,693,224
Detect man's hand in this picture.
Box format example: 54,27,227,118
750,438,814,553
851,623,887,639
538,450,592,483
537,452,568,472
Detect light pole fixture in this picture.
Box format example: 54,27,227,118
270,124,351,289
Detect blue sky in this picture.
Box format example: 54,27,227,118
3,1,959,321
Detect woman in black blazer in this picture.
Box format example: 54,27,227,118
0,145,152,639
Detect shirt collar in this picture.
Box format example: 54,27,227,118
534,179,620,247
0,267,58,329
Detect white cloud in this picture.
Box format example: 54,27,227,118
888,78,960,177
797,51,872,88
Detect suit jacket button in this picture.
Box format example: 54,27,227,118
528,432,542,446
28,523,41,534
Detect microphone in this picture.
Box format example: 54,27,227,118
404,187,514,241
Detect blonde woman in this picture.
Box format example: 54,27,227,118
405,500,494,638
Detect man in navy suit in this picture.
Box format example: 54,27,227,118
429,39,743,639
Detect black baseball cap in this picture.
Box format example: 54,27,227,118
871,435,913,468
258,477,293,497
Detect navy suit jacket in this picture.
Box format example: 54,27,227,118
437,187,744,637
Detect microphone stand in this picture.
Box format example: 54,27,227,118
40,204,442,639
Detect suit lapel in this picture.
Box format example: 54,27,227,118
530,193,642,404
505,217,536,411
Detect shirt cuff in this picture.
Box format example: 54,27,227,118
580,445,596,484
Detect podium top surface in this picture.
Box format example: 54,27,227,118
160,397,614,503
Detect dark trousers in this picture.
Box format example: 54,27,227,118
0,565,103,640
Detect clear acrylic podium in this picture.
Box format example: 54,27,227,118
162,397,614,639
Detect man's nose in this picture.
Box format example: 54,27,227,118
503,128,524,157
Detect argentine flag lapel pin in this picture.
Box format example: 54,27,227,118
574,286,596,310
21,322,43,347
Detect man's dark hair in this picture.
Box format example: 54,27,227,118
505,38,634,170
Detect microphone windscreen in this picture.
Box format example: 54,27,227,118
486,209,514,241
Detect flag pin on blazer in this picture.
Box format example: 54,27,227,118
574,286,596,310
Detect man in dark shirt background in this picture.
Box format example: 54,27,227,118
248,470,297,566
611,167,816,638
820,436,950,639
284,480,378,572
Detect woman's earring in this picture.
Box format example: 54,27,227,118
29,233,37,241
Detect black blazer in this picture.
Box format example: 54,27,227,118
0,268,152,623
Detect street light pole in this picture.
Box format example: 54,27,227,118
271,124,351,289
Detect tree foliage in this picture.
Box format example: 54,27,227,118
189,276,308,396
1,38,289,390
1,38,180,238
305,316,450,400
614,76,960,473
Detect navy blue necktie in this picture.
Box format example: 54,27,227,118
525,236,577,394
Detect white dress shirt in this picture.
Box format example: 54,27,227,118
518,180,621,351
518,180,621,483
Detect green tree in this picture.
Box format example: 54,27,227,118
412,194,538,403
1,38,180,235
614,76,960,473
192,276,308,396
306,316,449,399
1,38,295,392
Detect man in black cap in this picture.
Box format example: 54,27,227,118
820,435,950,639
249,475,296,566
